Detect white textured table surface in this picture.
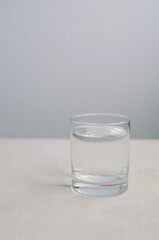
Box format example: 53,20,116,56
0,139,159,240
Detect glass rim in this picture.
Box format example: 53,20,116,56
70,113,130,126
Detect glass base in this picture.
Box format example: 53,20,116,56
72,182,128,197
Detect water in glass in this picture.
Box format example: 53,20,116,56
71,125,129,197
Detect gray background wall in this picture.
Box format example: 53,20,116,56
1,0,159,138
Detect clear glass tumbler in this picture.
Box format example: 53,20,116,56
70,113,130,197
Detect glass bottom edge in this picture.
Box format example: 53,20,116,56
72,182,128,197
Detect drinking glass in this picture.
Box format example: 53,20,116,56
70,113,130,197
